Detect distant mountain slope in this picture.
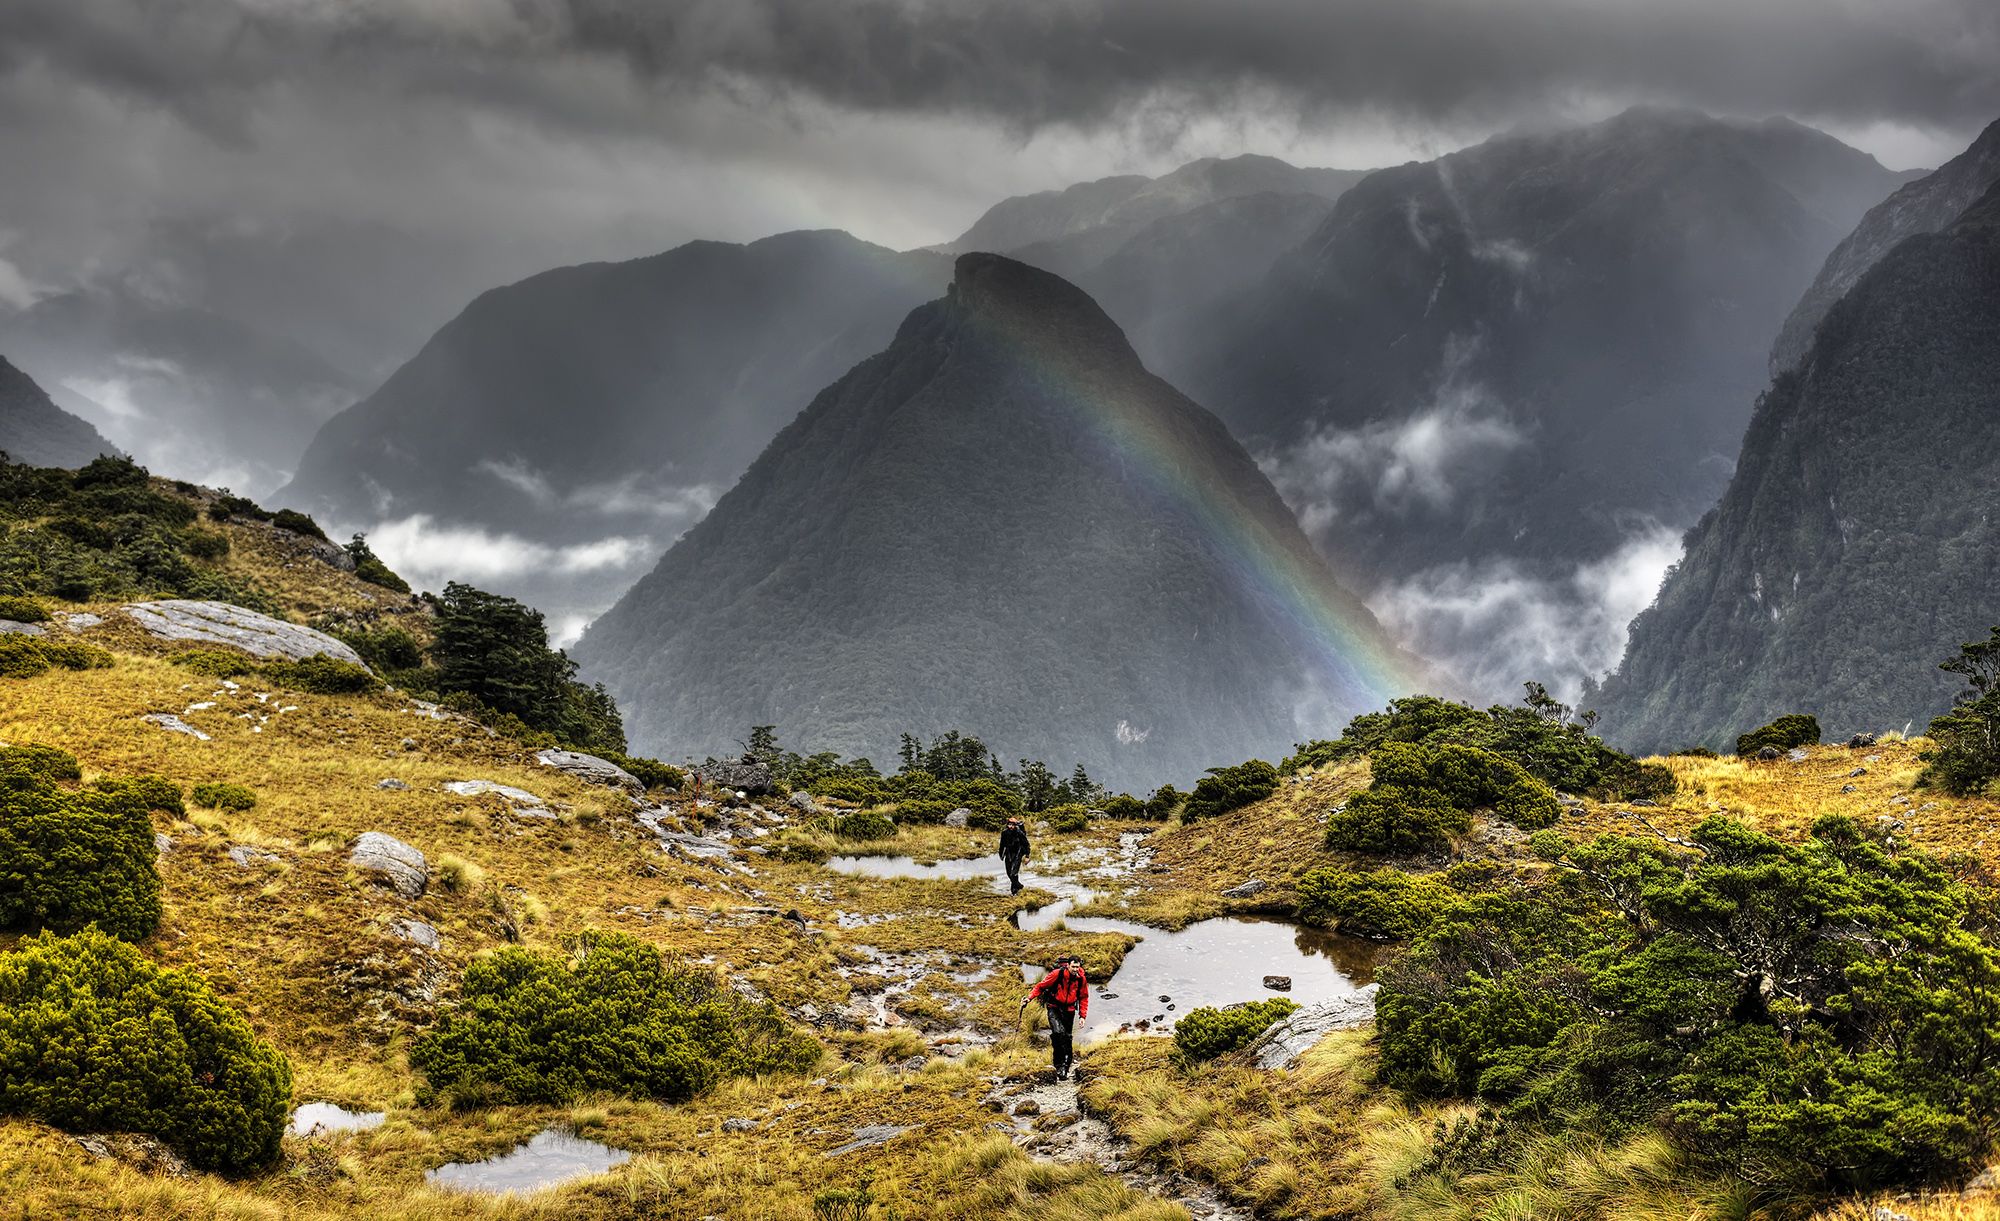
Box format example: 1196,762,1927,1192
0,354,120,469
1594,180,2000,754
279,231,950,629
572,254,1433,791
1769,118,1998,375
1167,108,1913,700
0,289,358,497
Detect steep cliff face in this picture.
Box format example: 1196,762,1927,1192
1595,182,2000,753
573,255,1433,791
1768,118,1999,375
0,354,120,469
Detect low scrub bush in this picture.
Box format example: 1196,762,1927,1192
1735,713,1821,757
1182,760,1278,823
0,596,48,622
894,797,955,825
1920,627,2000,795
0,634,112,678
1326,743,1558,855
1671,746,1719,758
94,775,186,818
1,745,164,940
1295,867,1456,939
1373,814,2000,1190
412,930,820,1104
342,533,410,594
837,809,897,840
810,776,889,806
1100,794,1143,819
269,508,326,540
1143,784,1182,820
0,927,293,1171
171,648,258,677
602,752,683,792
1048,803,1090,833
1173,998,1300,1063
262,652,382,695
179,528,229,560
190,782,256,811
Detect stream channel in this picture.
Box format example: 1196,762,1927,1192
826,837,1375,1042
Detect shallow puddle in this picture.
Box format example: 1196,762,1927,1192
1020,915,1377,1042
426,1129,631,1195
286,1103,385,1136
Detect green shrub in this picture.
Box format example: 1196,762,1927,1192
836,809,897,840
1172,998,1300,1063
1182,760,1278,823
412,930,820,1105
343,534,410,595
0,635,51,678
0,927,293,1170
179,529,229,561
170,648,258,677
1295,867,1456,939
34,639,112,671
1100,794,1143,819
1920,628,2000,795
894,798,956,825
92,775,186,818
811,776,889,806
602,752,683,793
429,582,625,754
0,634,109,678
0,596,48,622
1,750,164,941
1671,746,1718,758
1048,803,1089,833
269,508,327,540
191,782,257,811
1735,713,1821,757
1326,743,1558,855
1143,784,1182,820
262,652,382,695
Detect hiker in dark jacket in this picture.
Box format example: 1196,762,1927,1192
1023,954,1091,1080
998,815,1030,892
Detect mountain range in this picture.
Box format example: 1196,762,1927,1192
0,353,120,469
1596,169,2000,752
571,254,1432,791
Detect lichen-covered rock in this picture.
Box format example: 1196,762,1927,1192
535,748,641,793
1221,878,1267,899
124,601,370,669
1241,986,1380,1070
349,831,426,899
0,619,46,637
787,790,821,814
944,807,971,827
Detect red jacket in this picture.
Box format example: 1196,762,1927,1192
1030,966,1089,1020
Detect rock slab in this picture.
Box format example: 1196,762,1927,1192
349,831,427,899
124,600,371,669
823,1125,919,1157
1242,985,1380,1070
0,619,46,637
536,748,642,793
142,713,210,741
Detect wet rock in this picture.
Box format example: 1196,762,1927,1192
123,600,370,668
695,759,774,796
1848,733,1878,749
142,713,210,740
0,618,46,637
1157,995,1171,1003
1220,878,1266,899
787,790,821,814
1262,975,1292,991
377,778,411,790
349,831,427,899
722,1118,760,1133
944,807,971,827
228,845,280,869
823,1125,918,1157
898,1055,929,1072
1842,785,1859,794
154,833,172,853
1757,746,1781,760
1241,985,1380,1070
392,918,441,950
536,748,642,793
1849,767,1868,777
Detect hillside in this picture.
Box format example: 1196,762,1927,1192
572,254,1434,792
0,354,121,470
1769,116,1999,374
1595,181,2000,754
278,231,951,627
1166,108,1914,700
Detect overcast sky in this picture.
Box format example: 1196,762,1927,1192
1,0,1996,382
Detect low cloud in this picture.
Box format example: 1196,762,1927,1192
475,459,720,522
363,514,657,588
1367,524,1685,706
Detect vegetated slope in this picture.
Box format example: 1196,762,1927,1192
1594,180,2000,754
0,289,360,498
1167,109,1913,698
279,231,951,623
573,254,1433,792
0,355,120,470
1769,116,1999,375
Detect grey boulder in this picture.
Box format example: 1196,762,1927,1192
124,600,370,669
536,748,642,793
1241,985,1380,1070
349,831,427,899
943,807,971,828
1221,878,1267,899
788,790,822,814
0,619,46,637
391,918,442,950
696,759,775,796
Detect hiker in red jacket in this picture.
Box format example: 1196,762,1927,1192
1023,954,1090,1080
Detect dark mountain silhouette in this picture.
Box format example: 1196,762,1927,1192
279,230,950,624
0,289,358,496
1594,179,2000,754
1769,117,2000,375
571,254,1434,791
0,354,121,469
1164,108,1916,700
